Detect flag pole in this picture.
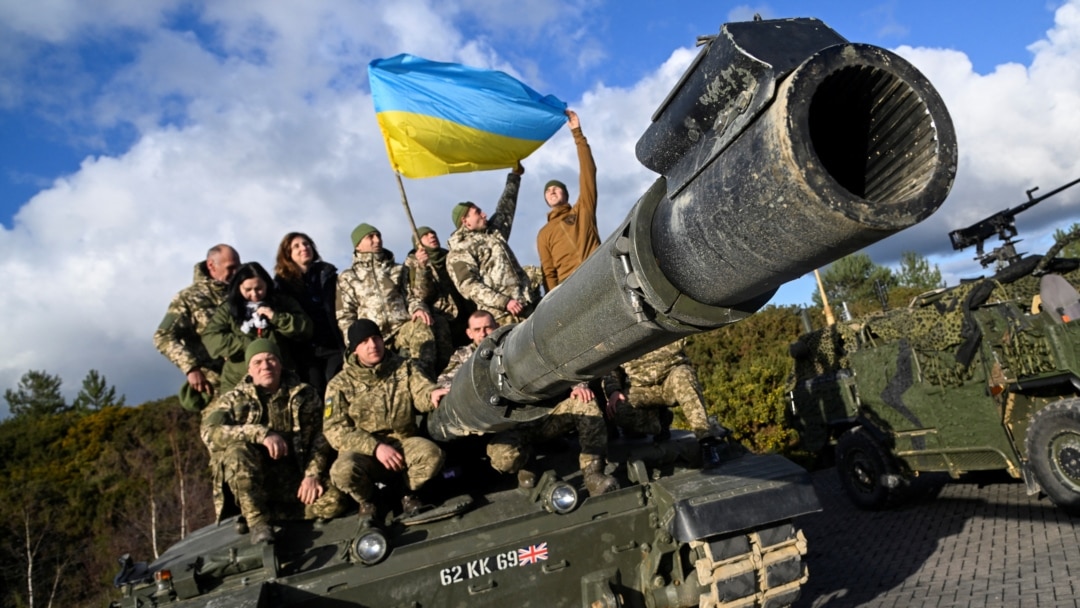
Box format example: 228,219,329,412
394,172,422,247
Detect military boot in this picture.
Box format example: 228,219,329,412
582,460,619,497
401,494,423,517
250,523,274,545
234,516,249,535
357,500,377,524
517,469,537,489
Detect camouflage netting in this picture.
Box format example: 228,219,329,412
791,248,1080,388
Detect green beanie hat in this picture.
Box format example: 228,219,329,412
452,202,476,229
544,179,568,198
413,225,435,246
351,223,379,248
245,338,281,365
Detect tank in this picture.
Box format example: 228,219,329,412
112,17,957,607
789,184,1080,512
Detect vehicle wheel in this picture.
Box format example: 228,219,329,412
1025,398,1080,512
835,427,902,510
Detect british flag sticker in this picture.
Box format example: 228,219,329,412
517,542,549,566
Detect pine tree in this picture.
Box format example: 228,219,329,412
4,370,67,418
812,253,897,308
1053,223,1080,259
895,251,945,290
72,370,126,411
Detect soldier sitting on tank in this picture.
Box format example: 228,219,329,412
200,339,346,545
604,338,717,443
438,310,619,496
336,223,439,378
447,163,538,326
324,319,450,522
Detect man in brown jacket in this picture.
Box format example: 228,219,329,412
536,109,599,293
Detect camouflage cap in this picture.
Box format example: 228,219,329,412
452,202,476,229
245,338,281,365
347,318,382,352
351,223,379,248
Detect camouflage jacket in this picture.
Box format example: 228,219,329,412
604,339,691,393
405,247,464,320
153,261,228,375
447,173,535,314
203,293,313,393
437,343,476,388
200,371,332,480
336,249,427,337
323,352,438,456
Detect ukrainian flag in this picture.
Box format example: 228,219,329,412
369,54,567,179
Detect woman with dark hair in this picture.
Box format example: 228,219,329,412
204,261,312,392
273,232,344,396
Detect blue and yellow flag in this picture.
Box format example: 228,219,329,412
368,54,567,178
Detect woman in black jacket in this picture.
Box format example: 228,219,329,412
274,232,344,396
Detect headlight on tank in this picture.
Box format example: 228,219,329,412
543,482,579,514
353,528,389,565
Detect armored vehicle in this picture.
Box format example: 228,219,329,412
789,182,1080,512
113,16,957,607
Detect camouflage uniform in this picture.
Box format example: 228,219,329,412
200,372,345,528
447,173,537,325
203,294,313,393
605,339,712,440
336,249,436,375
405,246,468,369
153,261,227,401
323,352,444,503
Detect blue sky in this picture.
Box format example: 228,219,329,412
2,0,1079,409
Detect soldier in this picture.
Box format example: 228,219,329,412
604,339,714,442
447,165,537,325
154,244,240,411
439,310,618,496
537,109,600,292
324,319,449,522
200,339,345,545
336,223,437,377
405,226,472,370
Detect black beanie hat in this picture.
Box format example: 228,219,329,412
347,319,382,352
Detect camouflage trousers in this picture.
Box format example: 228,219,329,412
430,313,455,375
487,396,609,473
386,318,438,379
616,364,711,439
330,436,445,502
213,443,348,528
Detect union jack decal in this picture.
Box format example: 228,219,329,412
517,542,549,565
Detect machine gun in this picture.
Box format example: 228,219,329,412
429,18,959,440
949,176,1080,269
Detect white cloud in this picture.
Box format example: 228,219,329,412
3,1,1080,411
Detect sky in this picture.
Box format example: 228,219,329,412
2,0,1079,412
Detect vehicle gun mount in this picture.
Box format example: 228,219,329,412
949,176,1080,269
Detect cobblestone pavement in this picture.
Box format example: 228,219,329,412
793,468,1080,608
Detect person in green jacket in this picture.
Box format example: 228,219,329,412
204,262,313,393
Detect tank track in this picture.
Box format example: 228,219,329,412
693,522,809,608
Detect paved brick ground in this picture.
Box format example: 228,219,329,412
793,468,1080,608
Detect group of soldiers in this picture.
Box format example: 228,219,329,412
153,111,716,544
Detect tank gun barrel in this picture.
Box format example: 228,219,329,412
428,17,958,441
